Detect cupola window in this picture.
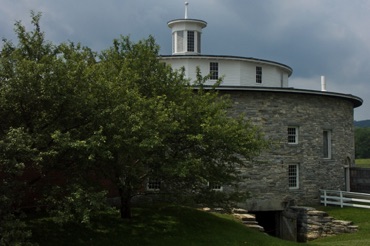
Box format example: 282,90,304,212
175,31,184,53
197,32,201,53
187,31,195,52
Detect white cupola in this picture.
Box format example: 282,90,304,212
168,2,207,55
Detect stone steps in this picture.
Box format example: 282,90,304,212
290,206,358,241
231,208,265,232
201,207,265,232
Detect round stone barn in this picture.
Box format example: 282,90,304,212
159,7,362,212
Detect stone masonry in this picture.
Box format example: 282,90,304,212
218,89,356,211
231,208,265,232
289,206,358,242
202,206,358,242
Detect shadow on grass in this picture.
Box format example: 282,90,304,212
29,206,181,245
28,205,298,246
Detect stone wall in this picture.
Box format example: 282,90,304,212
218,89,356,211
289,206,358,242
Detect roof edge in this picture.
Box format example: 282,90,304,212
199,86,363,108
167,19,207,28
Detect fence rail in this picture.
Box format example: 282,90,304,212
320,189,370,209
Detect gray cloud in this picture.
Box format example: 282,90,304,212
1,0,369,119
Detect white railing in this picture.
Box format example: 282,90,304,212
320,189,370,209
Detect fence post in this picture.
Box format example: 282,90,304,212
340,191,343,208
323,190,327,206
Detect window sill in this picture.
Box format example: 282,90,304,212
287,143,299,147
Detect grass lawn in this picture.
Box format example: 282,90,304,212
28,205,298,246
355,159,370,168
27,205,370,246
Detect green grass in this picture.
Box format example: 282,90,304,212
27,205,370,246
28,205,297,246
355,159,370,168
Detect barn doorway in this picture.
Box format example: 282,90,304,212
251,210,298,241
251,211,280,237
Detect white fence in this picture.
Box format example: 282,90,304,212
320,189,370,209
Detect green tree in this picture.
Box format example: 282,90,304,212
0,12,267,228
0,128,35,245
355,127,370,158
0,12,106,243
92,36,267,218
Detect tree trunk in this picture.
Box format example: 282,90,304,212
119,187,132,219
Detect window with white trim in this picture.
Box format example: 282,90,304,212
147,178,161,191
210,62,218,80
287,127,298,144
323,130,332,159
256,66,262,83
288,164,299,189
208,182,223,191
187,31,195,52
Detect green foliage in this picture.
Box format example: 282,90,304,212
0,11,104,243
1,11,267,231
0,127,36,245
92,35,267,218
1,214,34,246
44,184,109,225
355,127,370,158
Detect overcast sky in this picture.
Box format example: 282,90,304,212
1,0,369,120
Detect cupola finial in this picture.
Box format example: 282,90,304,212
168,3,207,55
185,2,189,19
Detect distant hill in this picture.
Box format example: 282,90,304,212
355,120,370,127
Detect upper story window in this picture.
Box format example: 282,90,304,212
288,164,299,189
288,127,298,144
187,31,195,52
256,66,262,83
323,130,332,159
210,62,219,80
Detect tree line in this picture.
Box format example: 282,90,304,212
355,127,370,159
